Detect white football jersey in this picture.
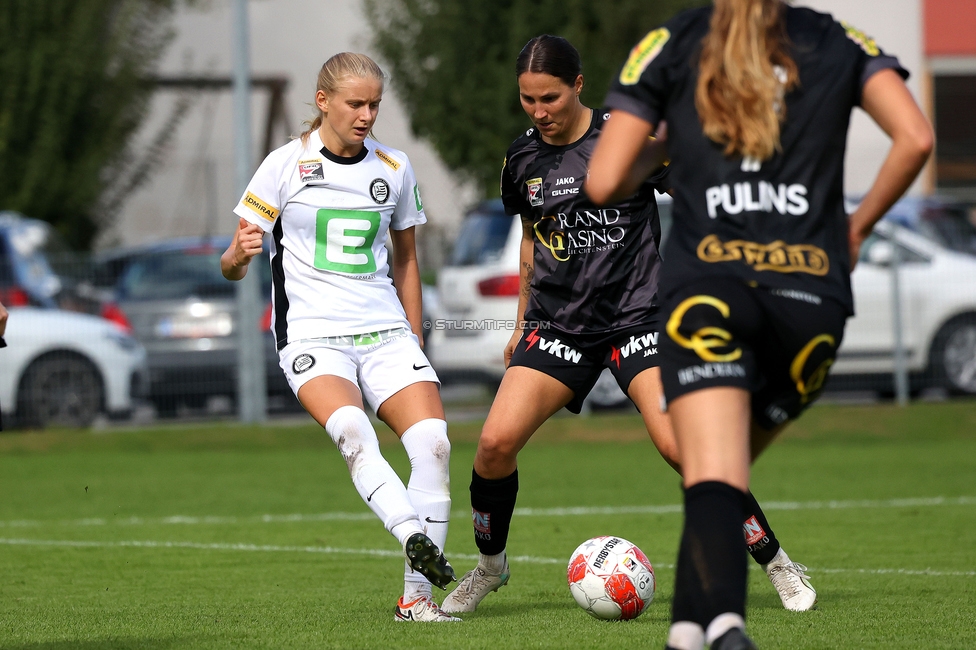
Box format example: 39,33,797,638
233,130,427,348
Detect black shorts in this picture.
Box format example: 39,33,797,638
509,321,662,414
659,277,848,430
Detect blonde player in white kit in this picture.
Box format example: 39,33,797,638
221,52,459,622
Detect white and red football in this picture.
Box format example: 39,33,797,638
567,535,655,620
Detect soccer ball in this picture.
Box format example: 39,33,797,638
567,536,655,620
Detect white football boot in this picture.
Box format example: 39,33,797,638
763,548,817,611
440,562,510,613
393,595,462,622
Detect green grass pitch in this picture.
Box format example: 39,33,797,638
0,402,974,648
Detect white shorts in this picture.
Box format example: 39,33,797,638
278,327,440,412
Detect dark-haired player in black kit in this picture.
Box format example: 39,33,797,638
587,1,933,648
442,34,814,616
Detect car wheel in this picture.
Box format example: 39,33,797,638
19,354,104,428
931,314,976,395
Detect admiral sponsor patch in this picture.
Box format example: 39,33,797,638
620,27,670,85
243,192,278,222
292,354,315,374
369,178,390,204
526,177,544,207
298,159,324,183
374,149,401,171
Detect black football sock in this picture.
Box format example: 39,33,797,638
672,481,748,628
469,468,518,556
742,489,781,565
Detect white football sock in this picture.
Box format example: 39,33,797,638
705,613,746,646
666,621,705,650
400,418,452,590
479,551,508,574
325,406,422,546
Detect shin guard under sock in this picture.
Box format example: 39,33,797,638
672,481,748,629
469,469,518,556
742,490,781,565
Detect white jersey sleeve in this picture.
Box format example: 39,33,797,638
233,149,289,233
391,158,427,231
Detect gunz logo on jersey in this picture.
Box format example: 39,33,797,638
524,328,583,363
552,176,580,197
697,235,829,276
292,354,315,374
242,192,278,222
369,178,389,204
298,159,324,182
526,177,544,206
619,27,670,85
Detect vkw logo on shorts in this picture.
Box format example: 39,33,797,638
369,178,390,204
292,354,316,374
526,177,544,207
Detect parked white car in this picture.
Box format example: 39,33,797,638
838,219,976,393
431,196,976,399
0,307,148,427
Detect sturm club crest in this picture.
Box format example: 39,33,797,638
369,178,390,204
292,354,316,374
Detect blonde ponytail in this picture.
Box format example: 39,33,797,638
695,0,798,160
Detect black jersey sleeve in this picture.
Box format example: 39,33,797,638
604,9,705,126
836,21,909,105
500,154,529,217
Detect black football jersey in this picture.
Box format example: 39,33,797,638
501,109,668,337
605,6,908,315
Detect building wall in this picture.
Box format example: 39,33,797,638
801,0,928,198
103,0,478,249
106,0,929,249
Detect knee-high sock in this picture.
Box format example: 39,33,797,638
742,490,781,565
400,418,452,594
671,481,748,631
325,406,422,546
469,469,518,556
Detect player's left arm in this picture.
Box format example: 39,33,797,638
390,225,425,348
848,69,934,268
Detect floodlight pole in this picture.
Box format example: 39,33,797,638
232,0,267,422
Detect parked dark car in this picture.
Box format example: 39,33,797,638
89,238,295,416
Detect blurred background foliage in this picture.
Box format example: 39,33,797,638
0,0,182,250
364,0,709,199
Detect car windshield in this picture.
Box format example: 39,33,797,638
451,208,512,266
119,249,272,301
914,204,976,256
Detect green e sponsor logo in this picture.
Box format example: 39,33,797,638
314,209,381,274
413,184,423,212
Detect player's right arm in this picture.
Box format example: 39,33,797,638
504,219,535,367
221,218,265,281
223,150,285,281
